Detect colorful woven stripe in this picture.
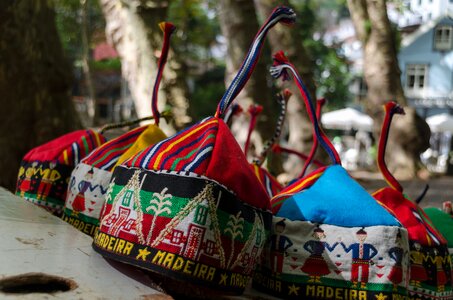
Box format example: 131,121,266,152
216,7,296,118
126,118,218,173
152,22,176,126
377,102,404,192
251,164,282,198
270,166,326,211
21,129,104,164
223,103,243,125
299,98,326,178
82,126,147,171
255,91,290,166
270,51,341,165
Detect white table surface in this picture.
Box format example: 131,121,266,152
0,188,170,300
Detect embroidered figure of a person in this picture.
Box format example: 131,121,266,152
72,168,94,214
270,219,293,273
37,162,59,200
301,226,338,283
20,162,38,197
409,242,428,288
429,248,449,292
341,228,377,289
387,231,405,291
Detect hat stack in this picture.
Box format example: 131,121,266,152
62,22,175,236
92,7,296,296
372,102,452,299
252,52,410,299
16,129,106,216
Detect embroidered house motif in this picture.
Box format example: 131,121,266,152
96,167,270,287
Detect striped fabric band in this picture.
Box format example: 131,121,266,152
271,166,327,209
152,22,176,126
252,164,282,198
57,130,105,166
299,98,326,178
373,189,446,246
270,52,341,165
82,126,147,170
377,102,405,192
216,6,296,118
255,91,290,166
223,103,243,124
126,118,219,173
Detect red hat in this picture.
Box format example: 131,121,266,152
373,102,452,298
16,129,105,215
93,7,296,295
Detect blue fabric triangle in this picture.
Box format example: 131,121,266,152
277,165,400,227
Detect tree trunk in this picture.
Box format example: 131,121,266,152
100,0,190,133
254,0,321,177
0,0,81,191
80,0,98,126
347,0,430,178
218,0,277,159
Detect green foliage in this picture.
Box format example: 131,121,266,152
168,0,224,120
90,58,121,71
189,65,226,120
168,0,220,62
291,0,352,109
54,0,105,62
311,45,352,109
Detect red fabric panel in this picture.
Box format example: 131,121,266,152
23,130,95,162
374,187,446,245
206,119,270,210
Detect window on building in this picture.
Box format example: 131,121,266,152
434,26,453,50
406,64,428,92
256,229,262,245
122,190,133,206
205,240,215,255
194,205,208,225
171,230,183,244
124,219,134,231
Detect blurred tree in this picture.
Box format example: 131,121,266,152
218,0,278,161
0,0,81,191
254,0,352,176
168,0,224,121
255,0,319,176
347,0,430,178
99,0,190,132
54,0,105,126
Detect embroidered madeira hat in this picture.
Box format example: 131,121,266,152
252,52,410,299
372,102,452,299
16,129,105,216
62,23,175,236
93,7,296,296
